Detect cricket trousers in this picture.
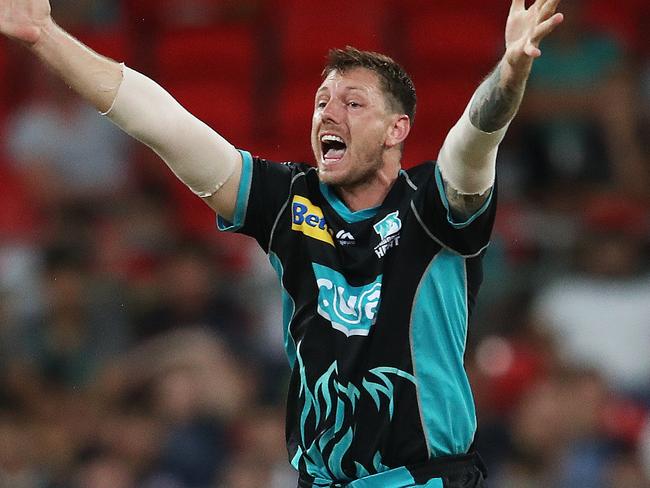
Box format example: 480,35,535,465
297,451,487,488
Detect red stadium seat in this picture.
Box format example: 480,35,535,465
165,78,255,148
403,8,503,78
74,27,132,64
0,40,8,122
272,0,393,163
401,139,438,170
154,24,256,84
275,0,391,81
413,74,480,124
403,74,479,167
0,159,39,241
585,0,645,53
276,78,319,161
402,0,502,10
152,23,257,147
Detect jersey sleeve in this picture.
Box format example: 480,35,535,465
410,162,497,257
216,150,294,252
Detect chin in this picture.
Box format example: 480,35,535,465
319,170,371,190
317,168,342,186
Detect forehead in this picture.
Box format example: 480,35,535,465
317,67,384,95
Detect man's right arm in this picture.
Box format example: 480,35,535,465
0,1,241,220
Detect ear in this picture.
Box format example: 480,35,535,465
385,115,411,149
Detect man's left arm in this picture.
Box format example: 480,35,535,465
438,0,564,218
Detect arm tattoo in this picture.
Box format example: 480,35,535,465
444,182,490,219
441,62,523,217
469,64,525,133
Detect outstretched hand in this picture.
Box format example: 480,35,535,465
505,0,564,73
0,0,52,45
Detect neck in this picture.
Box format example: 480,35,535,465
336,160,400,212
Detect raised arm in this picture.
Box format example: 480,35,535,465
438,0,564,217
0,0,241,220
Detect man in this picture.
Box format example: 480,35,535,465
0,0,564,486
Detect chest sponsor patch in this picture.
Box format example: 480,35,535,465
291,196,334,246
312,263,382,337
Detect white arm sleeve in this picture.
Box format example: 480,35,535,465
437,96,509,195
102,65,238,198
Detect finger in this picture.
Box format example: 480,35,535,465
538,0,561,21
531,12,564,45
510,0,526,13
530,0,550,12
524,41,542,58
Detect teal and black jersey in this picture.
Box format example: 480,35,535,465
218,150,496,487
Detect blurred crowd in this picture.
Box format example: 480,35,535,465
0,0,650,487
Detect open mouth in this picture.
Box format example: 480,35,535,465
321,134,347,163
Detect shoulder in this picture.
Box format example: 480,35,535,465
244,152,317,188
251,155,315,178
402,161,438,187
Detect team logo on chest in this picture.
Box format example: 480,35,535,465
373,211,402,258
291,196,334,246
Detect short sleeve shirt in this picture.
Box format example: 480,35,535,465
218,150,497,485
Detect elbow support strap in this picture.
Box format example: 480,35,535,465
437,96,509,195
102,65,238,197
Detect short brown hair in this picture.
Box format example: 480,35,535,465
323,47,417,123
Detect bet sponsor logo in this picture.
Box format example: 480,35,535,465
291,196,334,246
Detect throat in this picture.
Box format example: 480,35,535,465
336,172,397,212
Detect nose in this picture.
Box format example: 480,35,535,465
320,99,342,124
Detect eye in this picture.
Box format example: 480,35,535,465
347,101,361,108
316,100,328,109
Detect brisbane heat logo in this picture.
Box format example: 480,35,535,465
373,211,402,258
291,196,334,246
